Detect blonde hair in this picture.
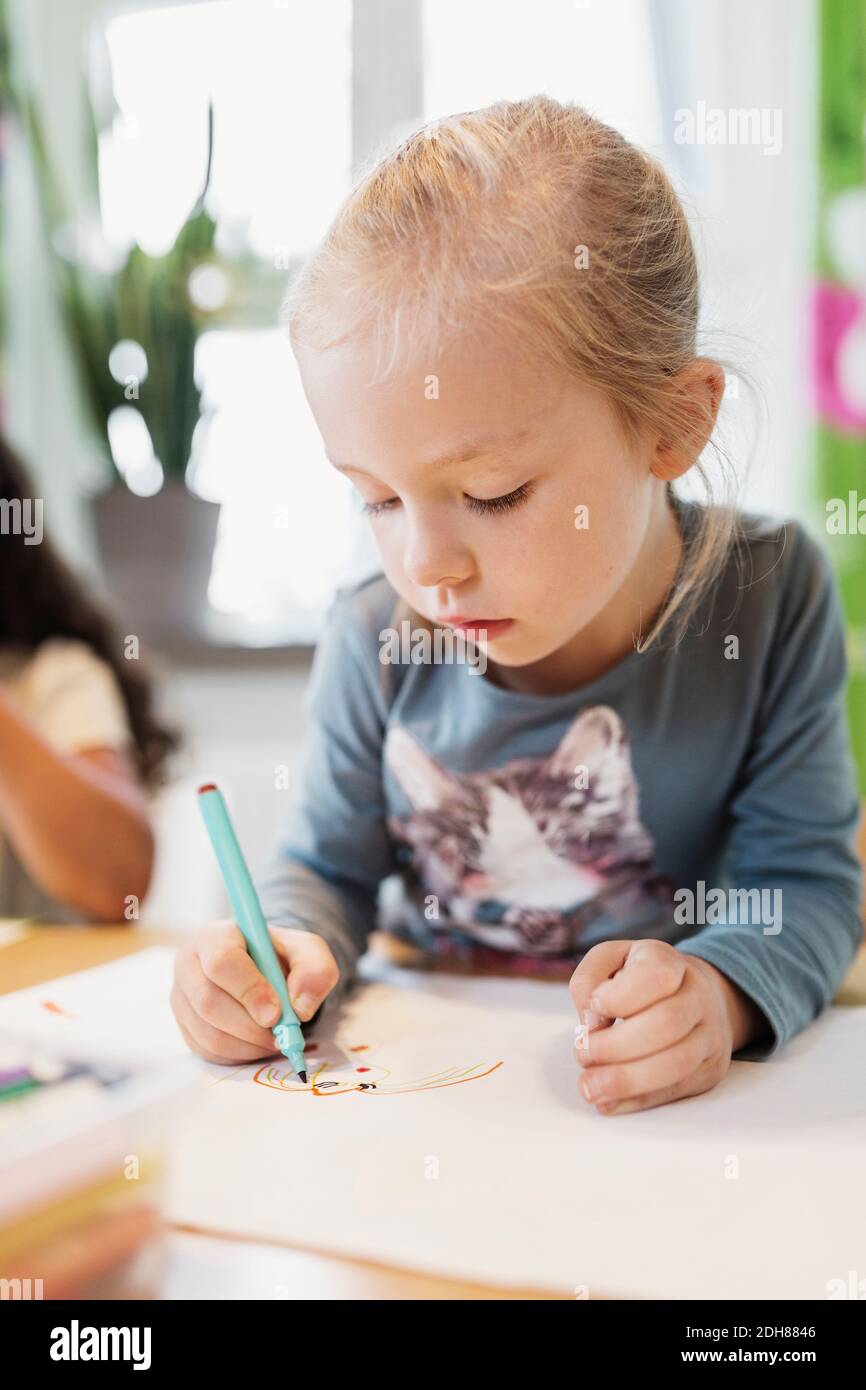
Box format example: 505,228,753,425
284,95,752,671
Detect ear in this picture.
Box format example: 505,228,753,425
546,706,623,777
651,358,726,483
548,706,639,815
384,726,460,810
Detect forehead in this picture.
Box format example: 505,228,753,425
294,328,568,469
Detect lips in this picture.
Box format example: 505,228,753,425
437,615,514,637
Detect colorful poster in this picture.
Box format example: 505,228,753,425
814,0,866,792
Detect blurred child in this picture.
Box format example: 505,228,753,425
0,432,177,921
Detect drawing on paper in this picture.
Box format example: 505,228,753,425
41,1000,77,1018
252,1037,503,1096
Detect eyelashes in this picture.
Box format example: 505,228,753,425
464,482,532,516
362,482,533,519
360,497,397,518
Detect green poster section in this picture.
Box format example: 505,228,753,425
814,0,866,794
0,0,7,416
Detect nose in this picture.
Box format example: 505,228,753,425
401,515,473,590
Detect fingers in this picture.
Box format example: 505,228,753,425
571,942,735,1115
588,939,686,1020
569,940,632,1012
575,982,704,1068
171,980,277,1065
569,940,630,1047
270,925,340,1023
593,1054,727,1116
175,930,279,1053
171,922,342,1065
579,1022,718,1112
198,926,282,1026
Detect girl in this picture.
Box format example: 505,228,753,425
0,432,176,921
172,97,863,1115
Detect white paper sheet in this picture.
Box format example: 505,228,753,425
2,947,864,1297
0,946,187,1065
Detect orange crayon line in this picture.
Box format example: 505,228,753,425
41,1000,76,1019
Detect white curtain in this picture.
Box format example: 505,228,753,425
650,0,818,519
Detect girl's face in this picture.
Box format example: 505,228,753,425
295,327,682,692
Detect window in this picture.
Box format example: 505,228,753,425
94,0,668,637
423,0,663,151
99,0,358,638
102,0,352,258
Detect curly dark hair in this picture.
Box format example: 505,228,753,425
0,432,179,786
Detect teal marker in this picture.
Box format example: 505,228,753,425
197,782,307,1083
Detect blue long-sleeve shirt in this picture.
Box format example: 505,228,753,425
257,497,864,1061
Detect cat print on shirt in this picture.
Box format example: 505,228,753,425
383,705,676,958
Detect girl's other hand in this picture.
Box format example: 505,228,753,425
171,920,339,1064
569,938,766,1115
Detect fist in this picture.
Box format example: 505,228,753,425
569,938,765,1115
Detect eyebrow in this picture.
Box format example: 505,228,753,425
328,428,532,477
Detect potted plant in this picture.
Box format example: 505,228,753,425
11,68,229,646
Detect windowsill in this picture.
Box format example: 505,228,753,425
143,611,320,664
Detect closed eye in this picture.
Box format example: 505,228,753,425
362,482,533,518
464,482,533,516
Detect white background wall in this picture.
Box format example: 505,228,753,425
650,0,819,522
141,657,312,923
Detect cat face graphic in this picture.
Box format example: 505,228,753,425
384,706,669,953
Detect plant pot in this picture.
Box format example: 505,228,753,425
93,482,220,649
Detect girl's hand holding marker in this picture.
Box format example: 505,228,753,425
171,919,339,1068
170,784,340,1072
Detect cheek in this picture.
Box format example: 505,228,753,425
517,495,642,618
374,524,403,567
369,523,412,597
516,496,608,585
